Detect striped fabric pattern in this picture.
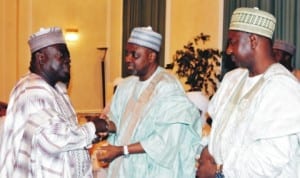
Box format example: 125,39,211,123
0,73,96,178
127,26,162,52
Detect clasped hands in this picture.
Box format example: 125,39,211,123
91,115,116,142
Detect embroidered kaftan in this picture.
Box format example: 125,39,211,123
208,63,300,177
0,73,96,178
107,67,202,178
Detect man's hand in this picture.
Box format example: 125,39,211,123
96,144,123,163
92,117,116,133
196,146,217,178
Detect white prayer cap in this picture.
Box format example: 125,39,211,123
229,7,276,39
128,26,162,52
273,40,296,56
28,27,66,53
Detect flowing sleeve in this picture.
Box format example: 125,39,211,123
21,82,97,154
224,135,298,177
29,109,97,154
140,79,202,168
222,74,300,177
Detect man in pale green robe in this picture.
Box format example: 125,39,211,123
97,27,202,178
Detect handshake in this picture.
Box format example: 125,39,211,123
90,117,117,143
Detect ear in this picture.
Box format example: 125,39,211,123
249,34,258,49
148,51,157,63
35,52,45,65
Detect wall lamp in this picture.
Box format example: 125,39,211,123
65,28,79,42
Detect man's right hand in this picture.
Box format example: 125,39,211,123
196,146,217,178
92,118,116,133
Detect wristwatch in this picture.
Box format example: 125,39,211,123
123,145,129,157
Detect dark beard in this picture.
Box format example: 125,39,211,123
60,72,71,84
125,68,137,76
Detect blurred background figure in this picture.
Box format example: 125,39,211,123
0,101,7,139
273,39,300,81
0,102,7,117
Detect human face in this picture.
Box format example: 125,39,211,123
41,44,71,85
273,49,284,62
273,49,293,71
226,30,254,68
125,43,153,79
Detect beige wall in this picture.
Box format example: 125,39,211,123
0,0,222,112
0,0,112,113
0,1,18,103
167,0,223,61
166,0,223,90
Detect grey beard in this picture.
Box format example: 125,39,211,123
131,70,138,75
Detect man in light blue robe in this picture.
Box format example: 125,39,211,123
97,26,202,178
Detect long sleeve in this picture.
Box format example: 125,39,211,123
31,111,96,154
224,135,298,177
208,65,300,178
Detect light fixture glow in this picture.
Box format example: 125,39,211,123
65,28,79,42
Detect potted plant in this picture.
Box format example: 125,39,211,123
166,33,222,99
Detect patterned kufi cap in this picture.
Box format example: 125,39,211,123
128,26,162,52
28,27,66,53
229,7,276,39
273,40,296,56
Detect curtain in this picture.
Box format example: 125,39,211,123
222,0,300,75
122,0,166,77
